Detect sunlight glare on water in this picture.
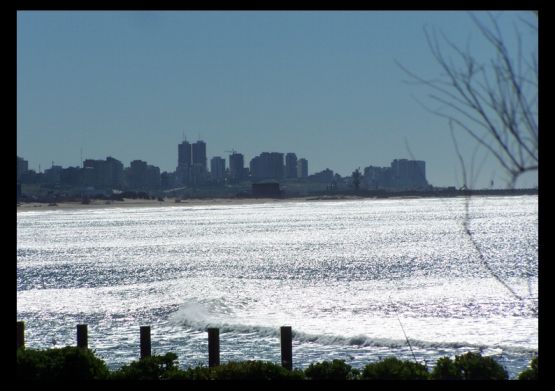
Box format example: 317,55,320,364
17,196,538,377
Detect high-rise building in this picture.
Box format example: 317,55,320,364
106,156,124,189
391,159,409,187
177,140,192,186
285,153,298,178
258,152,273,178
124,160,160,190
83,159,110,188
297,158,308,178
363,159,428,190
250,152,285,180
192,140,207,170
181,140,207,185
411,160,427,187
249,156,262,179
17,156,29,181
178,141,192,168
363,165,391,189
390,159,427,189
211,156,226,182
81,157,123,189
145,165,161,189
229,152,244,182
126,160,148,189
270,152,284,179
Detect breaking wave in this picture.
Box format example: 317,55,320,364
168,299,537,356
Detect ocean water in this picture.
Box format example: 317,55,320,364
16,196,538,378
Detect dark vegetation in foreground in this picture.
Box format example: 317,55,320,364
16,347,537,381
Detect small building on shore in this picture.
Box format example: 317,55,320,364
252,182,281,197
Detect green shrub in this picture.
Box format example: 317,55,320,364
180,365,214,380
110,352,185,380
210,361,305,380
430,352,508,380
361,357,429,380
429,356,460,380
16,346,518,381
517,356,538,380
17,347,110,380
304,359,360,380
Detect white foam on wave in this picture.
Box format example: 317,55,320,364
167,299,537,356
168,298,238,327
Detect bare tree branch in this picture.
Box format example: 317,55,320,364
398,12,538,188
397,12,538,302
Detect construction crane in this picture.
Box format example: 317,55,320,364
225,149,237,155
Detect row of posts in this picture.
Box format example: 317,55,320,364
16,321,293,370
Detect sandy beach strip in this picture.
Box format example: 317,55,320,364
16,197,293,212
16,195,368,212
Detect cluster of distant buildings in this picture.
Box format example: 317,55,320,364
17,138,430,199
172,140,309,186
363,159,428,190
16,139,313,195
17,155,161,192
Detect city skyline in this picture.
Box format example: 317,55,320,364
16,136,417,181
17,11,538,188
18,137,435,193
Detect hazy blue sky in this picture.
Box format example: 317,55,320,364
17,11,538,188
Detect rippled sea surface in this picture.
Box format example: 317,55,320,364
17,196,538,378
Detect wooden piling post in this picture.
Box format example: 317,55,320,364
77,324,88,349
17,321,24,349
140,326,151,359
208,328,220,367
280,326,292,370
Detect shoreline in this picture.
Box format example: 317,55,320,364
17,196,364,212
16,197,302,212
16,191,537,212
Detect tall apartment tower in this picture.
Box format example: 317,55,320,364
297,158,308,178
269,152,284,179
17,156,29,181
285,153,298,178
127,160,148,189
178,141,192,168
390,159,427,189
106,156,124,189
177,140,192,186
412,160,427,186
229,152,244,182
192,140,207,170
211,156,226,182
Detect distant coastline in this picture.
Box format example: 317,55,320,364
16,188,537,212
16,197,295,212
